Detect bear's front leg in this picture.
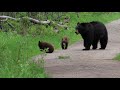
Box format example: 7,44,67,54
83,39,90,50
82,47,90,50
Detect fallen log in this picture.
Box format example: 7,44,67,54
26,17,51,24
0,15,68,29
57,24,68,30
0,15,51,24
0,15,20,21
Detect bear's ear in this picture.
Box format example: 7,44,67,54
77,22,80,25
39,41,41,43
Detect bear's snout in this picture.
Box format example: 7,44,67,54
75,30,79,35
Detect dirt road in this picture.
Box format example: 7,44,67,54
34,19,120,78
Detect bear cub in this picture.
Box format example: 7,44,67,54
61,37,69,50
38,41,54,53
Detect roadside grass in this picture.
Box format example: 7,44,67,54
113,53,120,61
58,55,70,59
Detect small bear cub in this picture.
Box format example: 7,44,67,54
38,41,54,53
61,37,69,50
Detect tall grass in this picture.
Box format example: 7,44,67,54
0,32,47,78
1,12,120,78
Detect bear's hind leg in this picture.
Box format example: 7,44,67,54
99,37,108,49
61,43,66,49
65,43,68,49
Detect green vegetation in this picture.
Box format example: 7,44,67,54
58,55,70,59
0,32,47,78
114,53,120,61
0,12,120,78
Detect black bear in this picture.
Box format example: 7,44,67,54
38,41,54,53
61,37,69,50
75,21,108,50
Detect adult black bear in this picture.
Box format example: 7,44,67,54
75,21,108,50
38,41,54,53
61,37,69,50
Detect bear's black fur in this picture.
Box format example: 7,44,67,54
75,21,108,50
38,41,54,53
61,37,69,50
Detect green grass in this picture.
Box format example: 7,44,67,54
1,12,120,78
77,12,120,24
0,32,47,78
58,56,70,59
114,53,120,61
